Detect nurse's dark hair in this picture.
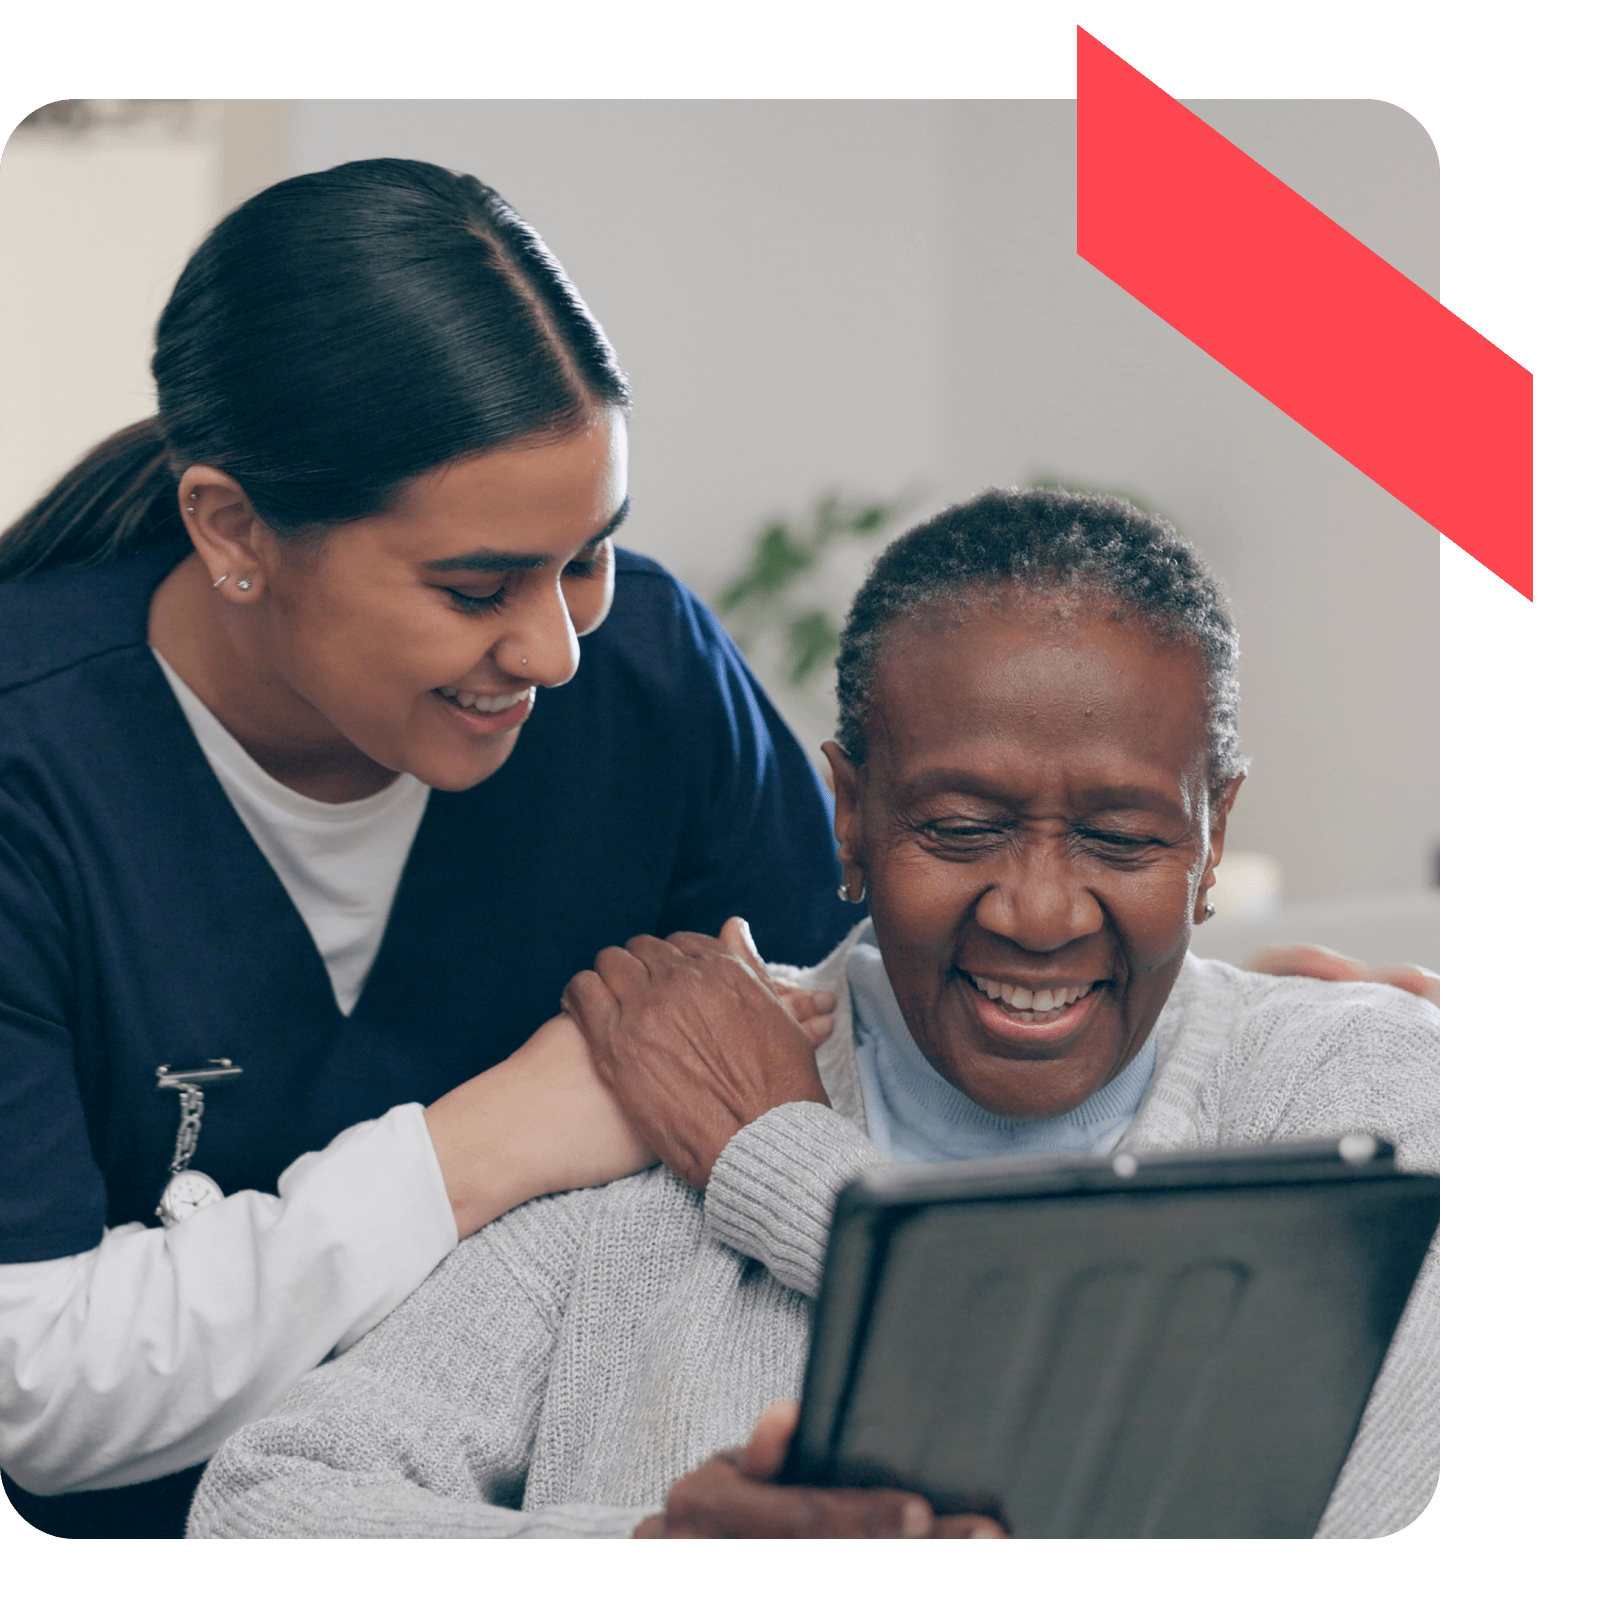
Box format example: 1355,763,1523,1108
835,487,1247,787
0,158,630,582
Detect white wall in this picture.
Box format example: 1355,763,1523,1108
930,102,1440,902
1,100,1437,907
0,125,217,523
0,102,287,525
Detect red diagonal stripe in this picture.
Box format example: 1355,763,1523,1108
1075,27,1533,600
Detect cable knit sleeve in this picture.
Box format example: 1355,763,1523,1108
704,1102,888,1298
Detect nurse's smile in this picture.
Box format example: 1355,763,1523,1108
430,684,537,735
152,409,629,801
0,154,860,1539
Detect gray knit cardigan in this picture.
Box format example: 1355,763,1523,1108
187,930,1439,1540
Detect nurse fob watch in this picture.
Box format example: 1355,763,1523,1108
154,1060,241,1227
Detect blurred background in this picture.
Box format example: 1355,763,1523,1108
0,99,1439,970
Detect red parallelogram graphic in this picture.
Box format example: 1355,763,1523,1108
1075,27,1533,600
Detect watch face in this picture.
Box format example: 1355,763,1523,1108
159,1170,225,1226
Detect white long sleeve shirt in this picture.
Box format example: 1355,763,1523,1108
0,1103,456,1494
0,652,451,1496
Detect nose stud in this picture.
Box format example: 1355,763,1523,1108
520,658,528,666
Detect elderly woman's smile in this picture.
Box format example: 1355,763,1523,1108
827,589,1239,1122
193,486,1438,1542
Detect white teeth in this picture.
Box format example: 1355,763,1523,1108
968,974,1091,1020
437,687,531,714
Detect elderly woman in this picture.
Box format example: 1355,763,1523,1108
186,489,1438,1540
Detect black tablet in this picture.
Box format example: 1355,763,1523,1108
781,1136,1438,1538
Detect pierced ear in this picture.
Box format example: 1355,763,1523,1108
177,464,272,596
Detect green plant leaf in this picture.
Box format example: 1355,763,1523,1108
717,523,819,613
784,609,841,686
715,484,925,690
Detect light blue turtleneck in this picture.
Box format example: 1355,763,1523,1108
846,926,1157,1166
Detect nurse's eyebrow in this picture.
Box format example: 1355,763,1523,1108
424,495,632,573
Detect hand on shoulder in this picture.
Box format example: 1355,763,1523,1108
562,918,833,1190
1245,942,1439,1007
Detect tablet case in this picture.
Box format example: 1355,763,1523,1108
782,1136,1438,1538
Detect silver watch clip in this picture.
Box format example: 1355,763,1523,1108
153,1059,241,1226
155,1059,242,1090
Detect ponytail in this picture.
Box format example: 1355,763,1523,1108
0,157,630,587
0,418,182,584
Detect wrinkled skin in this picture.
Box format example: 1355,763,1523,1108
829,598,1236,1118
635,1401,1004,1539
563,924,830,1189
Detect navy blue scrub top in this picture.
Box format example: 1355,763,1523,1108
0,540,854,1534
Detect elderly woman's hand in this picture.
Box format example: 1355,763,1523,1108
562,923,832,1189
721,916,837,1047
1245,943,1440,1006
634,1401,1006,1539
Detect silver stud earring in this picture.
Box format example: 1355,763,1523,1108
235,578,252,592
1199,902,1217,923
210,574,229,590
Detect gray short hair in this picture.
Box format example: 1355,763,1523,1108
834,487,1247,786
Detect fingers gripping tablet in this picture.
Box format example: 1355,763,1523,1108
783,1137,1438,1539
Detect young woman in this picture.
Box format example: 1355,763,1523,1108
0,158,848,1538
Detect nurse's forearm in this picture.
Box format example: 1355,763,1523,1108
4,1018,658,1494
0,1104,455,1495
424,1014,656,1240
